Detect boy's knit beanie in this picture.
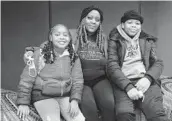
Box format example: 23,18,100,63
121,10,144,24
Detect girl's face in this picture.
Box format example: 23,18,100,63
50,25,70,49
85,10,101,34
122,19,141,37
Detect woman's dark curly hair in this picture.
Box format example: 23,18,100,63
41,24,78,66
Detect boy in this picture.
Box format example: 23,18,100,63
107,10,169,121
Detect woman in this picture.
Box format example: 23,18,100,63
71,5,115,121
24,5,115,121
17,24,85,121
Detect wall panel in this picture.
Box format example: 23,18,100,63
1,1,49,91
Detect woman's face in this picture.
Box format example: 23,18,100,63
50,25,70,49
122,19,141,37
85,10,101,34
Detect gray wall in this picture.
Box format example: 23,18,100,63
141,1,172,76
1,1,49,91
156,2,172,76
50,1,139,35
1,1,172,91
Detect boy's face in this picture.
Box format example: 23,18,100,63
85,10,101,34
122,19,141,37
50,25,70,49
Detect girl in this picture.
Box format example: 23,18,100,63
17,24,85,121
24,5,115,121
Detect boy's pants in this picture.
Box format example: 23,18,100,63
114,84,169,121
34,97,85,121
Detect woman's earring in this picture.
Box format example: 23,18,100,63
50,51,53,62
49,34,52,42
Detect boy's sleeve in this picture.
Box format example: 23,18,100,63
107,29,135,92
145,40,164,84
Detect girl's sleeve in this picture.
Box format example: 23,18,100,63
17,50,40,105
70,58,84,103
16,65,36,105
23,41,48,64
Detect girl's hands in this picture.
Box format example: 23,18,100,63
17,105,30,120
69,100,79,118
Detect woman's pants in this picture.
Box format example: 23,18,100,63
81,79,115,121
114,84,169,121
34,97,85,121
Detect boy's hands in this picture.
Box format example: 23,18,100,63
135,77,151,93
127,77,150,101
127,88,143,100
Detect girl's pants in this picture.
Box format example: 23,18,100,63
34,97,85,121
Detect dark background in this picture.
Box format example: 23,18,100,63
1,1,172,91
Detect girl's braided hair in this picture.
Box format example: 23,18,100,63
41,24,78,66
76,18,106,54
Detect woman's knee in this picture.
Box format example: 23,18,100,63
99,96,115,112
81,86,98,112
93,79,115,110
80,98,97,113
82,86,95,102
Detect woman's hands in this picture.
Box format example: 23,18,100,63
17,105,30,120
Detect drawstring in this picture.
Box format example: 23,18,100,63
25,51,37,77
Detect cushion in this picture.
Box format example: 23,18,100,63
135,76,172,121
1,76,172,121
1,89,42,121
